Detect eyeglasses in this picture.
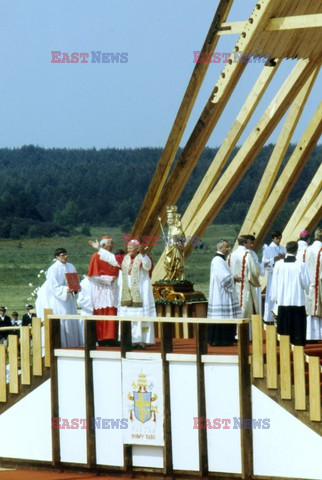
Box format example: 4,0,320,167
59,253,68,257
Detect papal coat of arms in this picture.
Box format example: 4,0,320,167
128,371,158,423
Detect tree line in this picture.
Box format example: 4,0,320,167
0,143,320,239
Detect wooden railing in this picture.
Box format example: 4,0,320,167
0,317,44,402
251,314,322,423
47,313,252,479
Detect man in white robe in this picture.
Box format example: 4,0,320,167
271,241,310,346
297,230,310,262
305,228,322,341
230,235,261,318
245,235,265,315
208,240,242,346
35,248,83,348
263,230,286,324
89,239,155,348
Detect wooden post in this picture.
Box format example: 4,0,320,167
293,346,306,410
266,325,278,389
182,304,189,339
20,326,31,385
50,317,61,466
196,322,208,477
309,356,321,421
84,319,97,467
252,315,263,378
0,344,7,402
8,334,19,394
279,336,292,400
238,323,253,480
160,321,173,475
32,317,43,377
174,305,182,339
44,308,53,368
120,318,132,471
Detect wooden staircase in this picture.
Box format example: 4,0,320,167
251,314,322,435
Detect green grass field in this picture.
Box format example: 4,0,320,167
0,224,240,314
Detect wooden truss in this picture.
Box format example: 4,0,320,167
131,0,322,280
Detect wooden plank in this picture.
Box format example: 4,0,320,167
196,322,208,477
160,321,173,475
135,0,278,242
84,319,97,467
44,308,53,368
251,315,263,378
237,66,319,245
251,99,322,248
32,317,42,377
293,346,306,410
20,326,31,385
238,323,253,480
309,356,321,422
181,59,317,260
218,15,322,35
0,344,7,402
132,0,235,237
280,335,292,400
266,325,278,389
8,335,19,394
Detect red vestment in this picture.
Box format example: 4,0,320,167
88,252,120,341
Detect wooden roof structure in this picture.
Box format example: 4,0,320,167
131,0,322,280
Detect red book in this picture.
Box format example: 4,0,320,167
65,272,81,292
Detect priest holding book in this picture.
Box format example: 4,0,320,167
35,247,83,347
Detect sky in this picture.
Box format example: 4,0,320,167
0,0,320,149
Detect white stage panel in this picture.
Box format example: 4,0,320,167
57,356,87,464
205,361,241,474
169,360,199,471
93,357,124,466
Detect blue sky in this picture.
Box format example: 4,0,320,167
0,0,320,149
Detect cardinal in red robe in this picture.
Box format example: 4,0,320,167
87,236,120,346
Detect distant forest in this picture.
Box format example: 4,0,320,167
0,144,320,239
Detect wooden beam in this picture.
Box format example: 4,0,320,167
289,190,322,240
237,66,319,244
182,60,281,233
252,100,322,249
266,14,322,31
282,163,322,241
218,14,322,35
131,0,235,237
135,0,278,239
181,60,316,260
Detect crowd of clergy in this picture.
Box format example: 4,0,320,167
3,227,317,350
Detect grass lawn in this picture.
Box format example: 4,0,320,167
0,224,240,314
